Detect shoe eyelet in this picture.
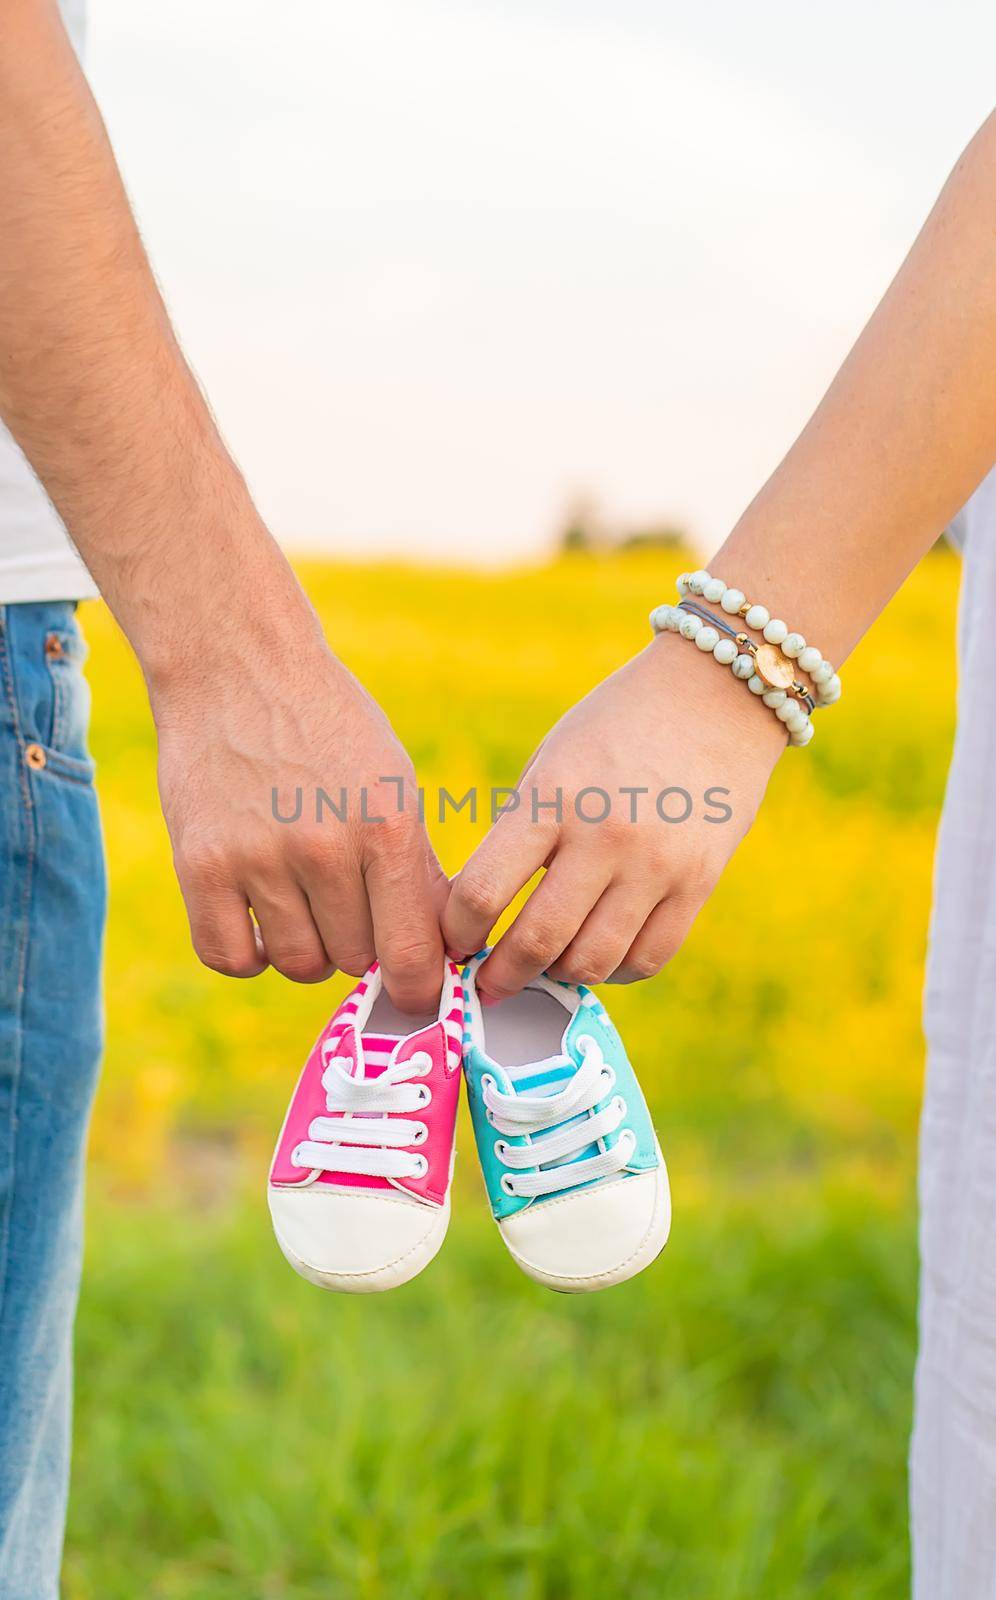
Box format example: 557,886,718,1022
412,1155,429,1178
576,1034,595,1055
290,1145,305,1167
416,1085,433,1107
412,1123,429,1145
493,1139,508,1161
410,1051,433,1076
481,1074,497,1095
612,1095,627,1118
499,1174,517,1196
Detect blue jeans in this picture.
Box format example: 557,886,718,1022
0,602,104,1599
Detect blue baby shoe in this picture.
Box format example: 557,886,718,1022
462,953,670,1292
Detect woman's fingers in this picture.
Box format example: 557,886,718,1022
607,892,701,983
475,849,611,1001
442,802,556,962
545,878,663,988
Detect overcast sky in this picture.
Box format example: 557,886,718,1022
87,0,994,563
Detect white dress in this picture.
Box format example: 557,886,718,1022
913,466,996,1596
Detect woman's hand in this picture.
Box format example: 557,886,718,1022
442,636,786,1000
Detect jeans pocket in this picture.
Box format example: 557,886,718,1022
6,604,97,786
43,619,93,768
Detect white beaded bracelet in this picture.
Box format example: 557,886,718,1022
650,602,815,747
674,569,842,708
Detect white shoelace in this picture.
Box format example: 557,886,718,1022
292,1044,433,1180
483,1034,636,1199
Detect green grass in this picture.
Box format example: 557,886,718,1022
67,1181,915,1600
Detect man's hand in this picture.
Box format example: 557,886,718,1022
153,603,446,1012
442,637,785,1000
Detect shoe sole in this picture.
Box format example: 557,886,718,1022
501,1142,671,1294
270,1193,451,1294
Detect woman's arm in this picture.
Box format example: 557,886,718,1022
718,108,996,662
443,110,996,1001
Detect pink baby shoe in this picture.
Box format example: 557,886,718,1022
268,960,464,1292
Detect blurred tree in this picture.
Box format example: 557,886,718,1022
558,492,604,553
619,523,687,552
557,492,688,554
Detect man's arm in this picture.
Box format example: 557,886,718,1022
0,0,444,1009
443,110,996,998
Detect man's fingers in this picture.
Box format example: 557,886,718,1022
365,820,445,1015
305,859,448,989
476,849,610,1001
546,878,661,988
607,893,700,984
442,806,556,961
178,861,269,980
296,842,377,978
424,838,451,919
247,874,336,984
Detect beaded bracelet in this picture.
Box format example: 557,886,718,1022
677,601,816,713
676,601,816,714
649,602,815,747
675,569,842,708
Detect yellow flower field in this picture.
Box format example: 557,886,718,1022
85,544,957,1196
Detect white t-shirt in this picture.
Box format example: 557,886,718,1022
0,0,97,604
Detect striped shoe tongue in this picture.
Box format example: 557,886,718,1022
503,1054,577,1098
357,1032,404,1077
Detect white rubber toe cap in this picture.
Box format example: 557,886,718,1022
498,1157,670,1293
268,1185,449,1293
